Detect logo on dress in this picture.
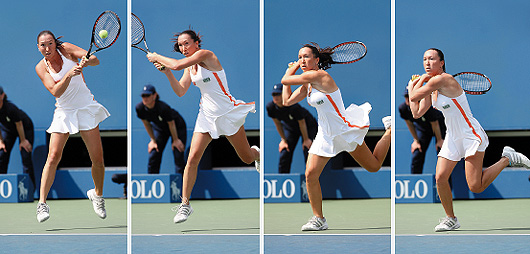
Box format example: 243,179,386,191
442,104,450,109
5,117,10,122
203,77,211,83
158,116,163,122
316,100,324,105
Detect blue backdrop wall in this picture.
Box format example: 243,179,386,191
396,0,530,174
0,1,127,174
264,0,391,174
131,0,260,173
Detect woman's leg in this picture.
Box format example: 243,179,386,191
39,132,69,203
464,151,509,193
435,157,458,218
181,132,212,204
349,129,391,172
305,153,330,219
225,125,259,164
80,126,105,196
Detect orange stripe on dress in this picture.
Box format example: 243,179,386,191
325,94,369,129
451,98,482,144
212,72,255,106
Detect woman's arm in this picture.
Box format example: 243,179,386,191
408,74,444,118
147,49,216,71
62,42,99,67
35,60,79,98
159,65,192,97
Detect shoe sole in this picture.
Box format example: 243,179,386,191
37,215,50,223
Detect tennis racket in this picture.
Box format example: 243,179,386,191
453,72,492,95
85,11,121,59
331,41,367,64
131,13,165,70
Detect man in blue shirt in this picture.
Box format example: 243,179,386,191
0,86,35,187
266,84,317,173
136,84,187,174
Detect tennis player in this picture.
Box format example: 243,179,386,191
35,31,110,223
146,29,259,224
281,43,391,231
408,48,530,232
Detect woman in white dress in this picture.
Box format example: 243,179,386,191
146,29,259,224
35,31,110,222
408,48,530,232
281,43,392,231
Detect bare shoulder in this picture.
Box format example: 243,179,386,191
35,59,47,75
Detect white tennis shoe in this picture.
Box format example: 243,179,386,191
173,203,194,223
434,216,460,232
502,146,530,169
36,202,50,223
301,216,328,231
382,116,392,130
87,189,107,219
251,145,260,172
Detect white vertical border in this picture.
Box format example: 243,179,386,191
390,0,396,253
127,0,132,253
259,0,264,253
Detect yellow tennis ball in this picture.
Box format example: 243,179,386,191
99,30,108,39
411,74,420,81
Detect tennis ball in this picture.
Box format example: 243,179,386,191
411,74,420,81
99,30,108,39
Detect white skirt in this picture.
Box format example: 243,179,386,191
47,102,110,134
438,127,489,161
309,103,371,157
194,102,255,139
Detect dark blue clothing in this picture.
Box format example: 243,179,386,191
0,100,35,187
267,101,317,173
136,100,187,174
399,102,446,174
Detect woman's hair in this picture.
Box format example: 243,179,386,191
302,42,334,70
427,48,446,72
172,29,202,54
37,30,64,49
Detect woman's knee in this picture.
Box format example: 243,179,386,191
46,149,63,165
468,184,484,193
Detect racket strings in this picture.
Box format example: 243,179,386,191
94,13,120,48
331,43,366,63
131,15,145,45
455,73,491,92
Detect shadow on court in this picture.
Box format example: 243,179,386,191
325,226,391,232
180,227,259,233
46,225,127,232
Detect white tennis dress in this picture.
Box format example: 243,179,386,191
433,91,488,161
190,64,255,139
44,51,110,134
307,87,371,157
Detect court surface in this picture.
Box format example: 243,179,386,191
396,199,530,235
132,199,259,234
0,199,127,253
265,199,390,234
397,199,530,253
0,199,126,234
